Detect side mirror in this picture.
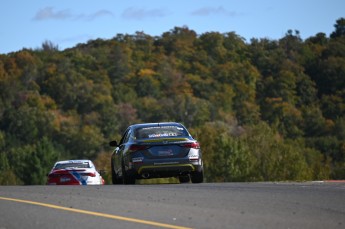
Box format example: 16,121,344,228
109,140,118,147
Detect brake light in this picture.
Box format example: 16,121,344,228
48,173,65,178
181,142,200,149
128,144,149,152
81,172,96,177
48,173,57,177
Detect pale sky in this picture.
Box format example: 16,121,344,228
1,0,344,54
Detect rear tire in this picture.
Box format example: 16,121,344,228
123,172,136,184
111,160,122,184
122,162,136,185
191,170,204,183
179,175,190,183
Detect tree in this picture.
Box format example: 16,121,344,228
1,21,345,184
192,121,246,182
132,69,161,98
0,152,19,185
41,40,59,52
170,94,211,128
160,26,197,58
214,61,260,124
26,137,60,184
134,97,168,123
249,38,280,77
108,43,132,85
115,103,140,133
198,32,227,63
330,18,345,38
209,135,254,182
6,137,59,185
1,91,57,145
321,92,345,119
301,106,328,137
296,73,318,106
313,57,345,96
245,122,313,181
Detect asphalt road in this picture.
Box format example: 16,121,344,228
0,182,344,229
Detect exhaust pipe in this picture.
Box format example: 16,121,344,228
141,173,150,179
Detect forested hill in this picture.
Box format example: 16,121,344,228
1,18,345,185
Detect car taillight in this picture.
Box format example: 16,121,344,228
128,144,149,152
181,142,200,149
48,173,61,178
81,172,96,177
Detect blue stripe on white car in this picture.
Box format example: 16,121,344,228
70,171,87,185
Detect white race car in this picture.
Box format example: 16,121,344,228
47,160,105,185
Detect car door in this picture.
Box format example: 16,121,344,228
114,128,131,177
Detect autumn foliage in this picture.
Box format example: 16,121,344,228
1,19,345,184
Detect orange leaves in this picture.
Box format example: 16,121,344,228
138,68,156,77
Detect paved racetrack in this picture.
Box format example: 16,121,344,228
0,182,344,229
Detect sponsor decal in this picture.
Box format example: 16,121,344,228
148,133,178,138
132,157,144,163
60,177,71,183
70,171,87,185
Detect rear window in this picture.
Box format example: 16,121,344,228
135,126,188,139
54,162,90,169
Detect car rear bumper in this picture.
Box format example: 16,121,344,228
139,163,195,173
130,162,202,179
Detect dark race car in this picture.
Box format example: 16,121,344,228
109,122,204,184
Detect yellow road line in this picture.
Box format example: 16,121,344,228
0,196,192,229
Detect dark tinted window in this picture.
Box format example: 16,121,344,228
54,162,90,169
119,128,130,144
135,125,188,139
